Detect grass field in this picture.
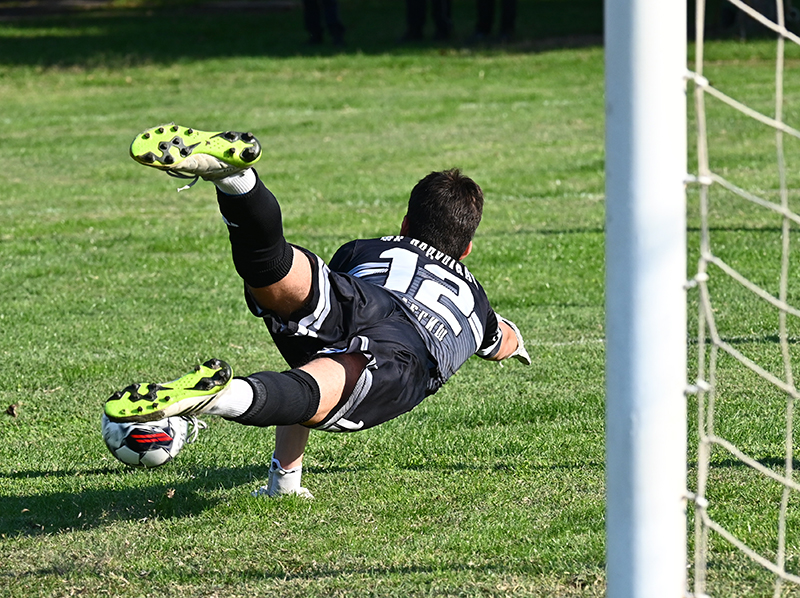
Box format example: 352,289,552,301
0,2,607,596
2,0,799,596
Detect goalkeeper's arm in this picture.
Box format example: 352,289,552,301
487,314,531,365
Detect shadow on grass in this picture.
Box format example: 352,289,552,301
710,456,800,471
0,0,604,69
0,463,271,537
4,559,597,587
1,458,602,537
303,459,603,475
689,335,800,346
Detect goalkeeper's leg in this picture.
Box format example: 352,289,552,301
129,124,313,320
105,352,367,427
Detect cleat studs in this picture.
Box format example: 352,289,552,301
136,406,143,413
143,132,150,139
187,128,194,134
241,147,258,162
172,138,181,145
158,141,169,151
156,126,164,134
163,154,175,164
140,152,156,163
171,125,178,132
242,132,254,142
227,148,236,156
224,131,237,141
180,148,190,157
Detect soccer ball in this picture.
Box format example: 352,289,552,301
101,413,188,468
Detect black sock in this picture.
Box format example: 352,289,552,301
229,369,321,427
216,176,294,288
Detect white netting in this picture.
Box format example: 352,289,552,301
690,1,800,596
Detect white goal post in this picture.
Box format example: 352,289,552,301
604,0,688,596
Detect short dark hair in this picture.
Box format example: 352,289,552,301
405,169,484,259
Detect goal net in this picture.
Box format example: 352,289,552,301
690,0,800,595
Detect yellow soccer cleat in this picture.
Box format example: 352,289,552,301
104,359,233,423
130,124,261,184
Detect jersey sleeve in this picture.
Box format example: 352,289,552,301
476,306,503,360
329,240,359,273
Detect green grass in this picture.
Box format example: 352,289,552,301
3,0,799,596
0,2,606,596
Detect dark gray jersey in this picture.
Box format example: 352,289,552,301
329,236,502,385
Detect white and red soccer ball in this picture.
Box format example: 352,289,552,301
101,414,188,468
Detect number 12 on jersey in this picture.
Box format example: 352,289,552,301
379,247,484,347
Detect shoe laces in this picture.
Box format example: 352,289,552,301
167,171,200,192
182,415,208,444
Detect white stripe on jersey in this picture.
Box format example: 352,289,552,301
467,310,485,350
296,259,333,338
348,262,389,279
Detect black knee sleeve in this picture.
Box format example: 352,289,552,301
229,369,321,427
216,177,294,288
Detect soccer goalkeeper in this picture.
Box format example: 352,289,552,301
104,124,530,498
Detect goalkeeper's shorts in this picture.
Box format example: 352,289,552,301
244,249,437,433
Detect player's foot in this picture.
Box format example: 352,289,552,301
129,124,261,184
104,359,233,423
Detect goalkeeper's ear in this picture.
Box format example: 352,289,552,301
495,313,532,365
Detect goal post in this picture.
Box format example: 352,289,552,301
604,0,688,596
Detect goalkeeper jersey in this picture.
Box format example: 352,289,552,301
329,236,502,385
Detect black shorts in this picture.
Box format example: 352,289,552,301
245,249,438,432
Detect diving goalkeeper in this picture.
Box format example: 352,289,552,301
104,124,530,497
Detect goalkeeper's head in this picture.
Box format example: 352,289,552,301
402,168,484,261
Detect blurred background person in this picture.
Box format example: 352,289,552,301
401,0,452,41
471,0,516,43
303,0,346,45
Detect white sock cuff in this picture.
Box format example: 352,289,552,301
268,455,304,495
214,168,257,195
205,377,254,418
271,455,301,475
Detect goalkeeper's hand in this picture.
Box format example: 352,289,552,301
496,313,532,365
